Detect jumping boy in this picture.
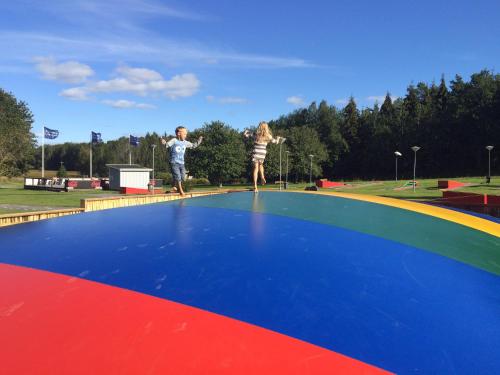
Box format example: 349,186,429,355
161,126,203,196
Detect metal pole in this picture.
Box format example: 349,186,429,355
486,146,494,183
395,156,398,182
413,151,417,192
89,137,92,178
279,142,282,191
152,144,156,195
309,155,314,185
129,135,132,165
42,128,45,178
285,151,289,188
488,149,491,181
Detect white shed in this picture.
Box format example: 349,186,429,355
107,164,152,190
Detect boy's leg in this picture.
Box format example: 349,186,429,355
177,180,185,196
178,164,186,196
170,163,184,195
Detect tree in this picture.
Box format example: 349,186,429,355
0,88,36,176
186,121,246,185
285,127,328,182
57,163,67,177
316,100,347,177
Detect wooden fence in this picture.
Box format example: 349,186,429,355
0,191,229,228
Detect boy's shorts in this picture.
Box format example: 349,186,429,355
170,162,186,182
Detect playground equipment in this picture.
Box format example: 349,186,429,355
1,192,499,374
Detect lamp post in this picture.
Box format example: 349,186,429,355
151,144,156,194
486,145,494,183
278,137,286,191
308,154,314,185
394,151,402,181
411,146,420,192
285,151,290,189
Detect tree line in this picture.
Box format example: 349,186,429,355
1,69,498,182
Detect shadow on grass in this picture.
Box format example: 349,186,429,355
465,184,500,189
380,195,440,201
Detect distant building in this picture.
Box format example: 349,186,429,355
106,164,152,191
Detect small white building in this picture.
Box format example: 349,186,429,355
107,164,152,190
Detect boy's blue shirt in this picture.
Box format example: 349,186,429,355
165,138,200,165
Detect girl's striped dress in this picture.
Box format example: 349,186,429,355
245,132,279,163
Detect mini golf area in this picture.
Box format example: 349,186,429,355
1,191,499,374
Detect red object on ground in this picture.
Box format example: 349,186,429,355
120,187,150,194
442,191,487,206
0,264,392,375
438,180,466,189
487,194,500,206
316,180,345,188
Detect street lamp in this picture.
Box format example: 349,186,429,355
151,144,157,194
486,145,494,183
278,137,286,191
411,146,420,192
285,151,290,189
308,154,314,185
394,151,402,181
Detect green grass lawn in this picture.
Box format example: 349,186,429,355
0,185,117,212
193,177,499,199
0,176,498,215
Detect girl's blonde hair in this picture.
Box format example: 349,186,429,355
255,121,273,143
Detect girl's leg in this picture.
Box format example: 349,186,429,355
252,162,259,191
259,163,266,184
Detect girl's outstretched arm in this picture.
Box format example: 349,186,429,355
271,136,285,144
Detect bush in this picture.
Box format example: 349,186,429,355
183,179,194,192
156,172,172,185
188,177,210,185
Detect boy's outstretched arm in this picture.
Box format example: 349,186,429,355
186,136,203,149
160,137,176,148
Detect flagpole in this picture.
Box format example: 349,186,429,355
89,133,93,178
129,135,132,165
42,127,45,178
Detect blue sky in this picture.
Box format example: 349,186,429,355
0,0,499,143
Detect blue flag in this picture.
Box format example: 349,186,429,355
91,131,102,144
44,127,59,139
129,135,140,147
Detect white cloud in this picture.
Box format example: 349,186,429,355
35,56,94,83
206,95,249,104
63,68,200,100
63,0,207,22
115,65,163,82
219,97,248,104
286,96,305,106
159,73,200,99
1,31,313,70
102,99,155,109
59,87,89,100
